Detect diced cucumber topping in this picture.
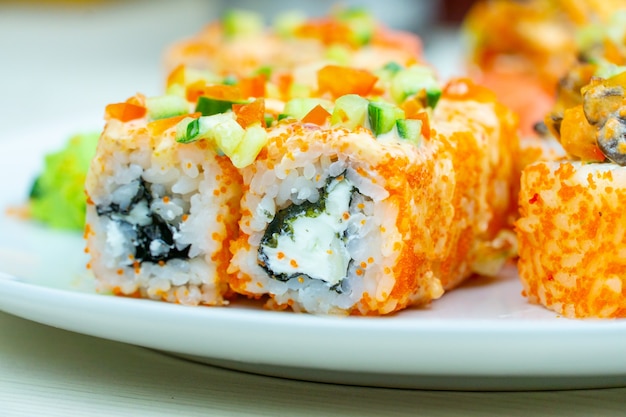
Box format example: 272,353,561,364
335,7,375,45
273,10,306,37
325,44,352,65
176,118,203,144
254,66,272,79
288,82,313,99
383,62,403,74
390,66,441,107
265,82,281,99
223,9,264,37
195,96,246,116
396,119,422,146
230,124,268,168
595,64,626,79
283,98,332,120
175,114,239,145
146,95,190,121
367,101,405,136
374,62,404,86
166,84,185,97
222,74,239,86
330,94,369,130
212,118,246,156
175,115,266,168
425,89,442,109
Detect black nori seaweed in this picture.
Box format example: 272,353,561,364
96,178,190,264
130,213,190,263
258,199,323,282
257,173,355,292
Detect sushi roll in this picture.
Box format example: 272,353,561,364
516,72,626,318
462,0,626,137
84,93,264,305
164,8,422,77
430,78,519,288
227,72,519,315
228,106,448,315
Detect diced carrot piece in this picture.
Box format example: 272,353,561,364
233,99,266,128
186,80,207,102
202,84,242,101
239,74,266,98
167,64,186,88
317,65,378,98
401,96,424,119
126,94,146,107
147,112,201,136
105,102,146,122
301,104,330,125
276,73,294,100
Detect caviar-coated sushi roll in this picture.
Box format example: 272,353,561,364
516,72,626,318
84,93,266,305
227,75,519,314
430,79,519,289
164,8,422,77
517,161,626,318
228,108,448,315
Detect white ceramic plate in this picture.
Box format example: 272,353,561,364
1,123,626,391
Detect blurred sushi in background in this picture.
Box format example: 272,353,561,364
463,0,626,138
164,8,423,77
